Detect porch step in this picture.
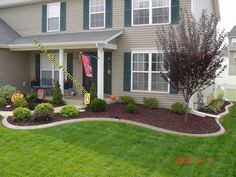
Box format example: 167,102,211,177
64,96,84,108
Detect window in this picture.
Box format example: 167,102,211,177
132,51,169,92
40,54,67,86
132,0,170,25
47,3,60,32
232,38,236,47
90,0,105,28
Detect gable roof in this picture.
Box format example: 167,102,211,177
229,26,236,37
0,0,44,9
0,18,20,47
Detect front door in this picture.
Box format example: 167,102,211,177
83,52,112,95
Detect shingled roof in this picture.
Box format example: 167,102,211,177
228,26,236,37
0,18,20,46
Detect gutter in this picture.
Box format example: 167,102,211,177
0,0,46,9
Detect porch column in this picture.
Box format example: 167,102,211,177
97,47,104,99
59,48,64,95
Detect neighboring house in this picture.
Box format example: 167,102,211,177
0,0,220,108
228,26,236,76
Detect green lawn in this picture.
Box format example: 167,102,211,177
0,104,236,177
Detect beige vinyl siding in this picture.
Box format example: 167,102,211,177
0,49,30,92
0,0,191,107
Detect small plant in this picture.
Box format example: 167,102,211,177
126,103,139,114
206,98,224,114
60,105,79,118
0,85,16,100
171,102,185,115
120,96,134,104
143,98,159,109
11,92,24,103
52,81,63,104
0,97,7,107
27,92,37,103
90,98,107,112
13,107,31,121
32,109,53,121
13,98,28,108
35,103,54,113
90,82,97,102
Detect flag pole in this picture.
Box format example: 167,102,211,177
79,52,100,60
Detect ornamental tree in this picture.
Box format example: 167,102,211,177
156,10,226,121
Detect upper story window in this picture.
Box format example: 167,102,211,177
232,38,236,47
90,0,105,29
132,0,170,26
47,3,60,32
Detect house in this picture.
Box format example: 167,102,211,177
228,26,236,76
0,0,220,108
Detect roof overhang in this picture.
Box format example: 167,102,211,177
6,30,123,51
0,0,45,9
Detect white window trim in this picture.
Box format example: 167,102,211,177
40,53,67,87
131,50,170,94
131,0,171,27
47,2,61,32
89,0,106,29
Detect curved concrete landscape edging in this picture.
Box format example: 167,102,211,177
1,102,233,137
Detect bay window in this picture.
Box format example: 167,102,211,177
132,0,170,25
132,52,169,93
90,0,105,28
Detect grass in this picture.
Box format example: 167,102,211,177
0,104,236,177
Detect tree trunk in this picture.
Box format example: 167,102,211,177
184,100,189,122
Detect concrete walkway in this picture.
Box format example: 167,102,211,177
1,102,233,137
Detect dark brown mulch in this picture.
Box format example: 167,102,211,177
203,101,231,115
0,100,64,111
7,103,221,134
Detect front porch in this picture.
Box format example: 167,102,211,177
8,30,123,99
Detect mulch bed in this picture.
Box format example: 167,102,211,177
7,103,222,134
203,101,231,115
0,100,64,111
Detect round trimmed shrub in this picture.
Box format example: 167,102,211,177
13,98,28,108
120,96,134,104
13,107,31,121
32,109,53,121
0,97,7,107
90,98,107,112
27,93,37,103
0,85,16,100
126,103,139,114
35,103,54,113
171,102,185,115
143,97,159,109
60,105,79,118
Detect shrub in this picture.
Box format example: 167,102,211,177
90,82,97,102
32,109,53,121
90,98,107,112
52,81,63,104
13,107,31,121
27,93,37,103
13,98,28,108
60,105,79,118
143,98,159,109
126,103,139,114
171,102,185,115
0,97,7,107
206,98,224,113
0,85,16,100
35,103,54,113
120,96,134,104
